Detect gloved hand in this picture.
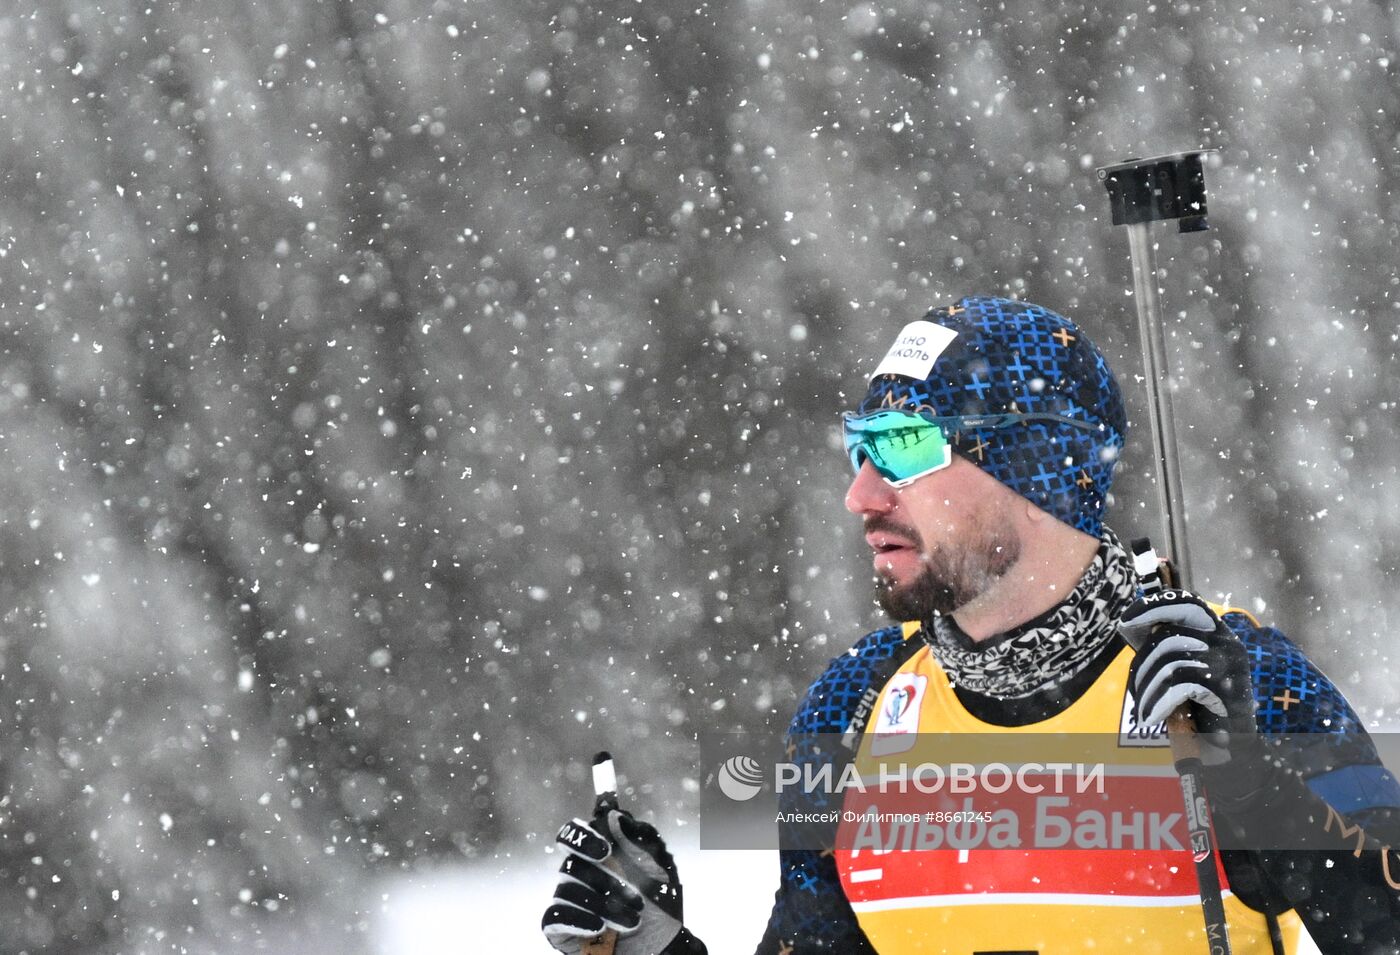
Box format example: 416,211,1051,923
541,808,707,955
1121,588,1260,780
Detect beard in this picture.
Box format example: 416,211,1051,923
871,516,1021,622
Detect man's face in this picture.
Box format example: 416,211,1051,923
845,454,1022,620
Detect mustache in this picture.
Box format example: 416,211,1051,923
863,515,923,547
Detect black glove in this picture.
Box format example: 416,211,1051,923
1123,591,1400,943
1122,589,1260,783
541,808,706,955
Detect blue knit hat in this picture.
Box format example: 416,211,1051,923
855,296,1127,537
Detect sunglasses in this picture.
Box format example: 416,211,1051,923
842,409,1100,487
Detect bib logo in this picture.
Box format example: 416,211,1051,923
872,675,926,756
1119,689,1170,748
883,686,916,726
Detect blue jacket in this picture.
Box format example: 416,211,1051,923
753,611,1400,952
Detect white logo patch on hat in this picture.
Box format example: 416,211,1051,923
870,320,959,381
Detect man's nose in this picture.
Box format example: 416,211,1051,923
845,459,897,516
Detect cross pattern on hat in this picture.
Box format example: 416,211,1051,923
1005,352,1034,379
965,375,993,400
1010,326,1069,385
854,296,1126,537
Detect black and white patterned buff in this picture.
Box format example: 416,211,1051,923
923,528,1137,700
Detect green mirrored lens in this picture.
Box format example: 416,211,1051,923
844,412,953,485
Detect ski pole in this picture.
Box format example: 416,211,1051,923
1098,150,1234,955
582,751,621,955
1098,150,1214,588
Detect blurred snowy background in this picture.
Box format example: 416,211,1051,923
0,0,1398,951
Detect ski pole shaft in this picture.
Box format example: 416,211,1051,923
1120,620,1233,954
1125,221,1194,587
1099,150,1232,955
582,752,621,955
1166,720,1232,955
